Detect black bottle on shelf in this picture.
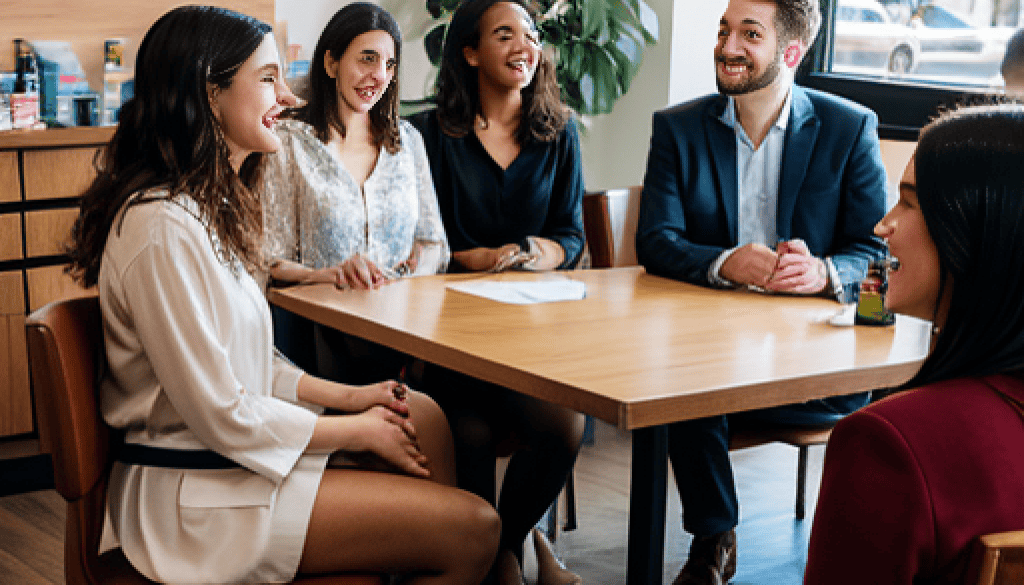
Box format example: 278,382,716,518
13,39,39,94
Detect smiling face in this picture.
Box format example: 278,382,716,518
325,29,397,119
462,2,541,93
715,0,795,96
874,155,944,322
209,33,296,168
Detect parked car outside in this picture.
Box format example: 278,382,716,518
909,3,1013,80
834,0,920,77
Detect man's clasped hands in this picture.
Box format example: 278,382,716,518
720,238,828,295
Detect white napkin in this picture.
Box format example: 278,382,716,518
447,278,587,305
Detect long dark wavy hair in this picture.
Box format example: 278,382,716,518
435,0,568,142
288,2,402,154
901,103,1024,390
67,5,272,287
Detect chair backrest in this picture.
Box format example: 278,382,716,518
26,295,381,585
969,530,1024,585
26,295,108,502
25,295,133,585
582,186,641,268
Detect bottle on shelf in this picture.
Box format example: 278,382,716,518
11,38,42,130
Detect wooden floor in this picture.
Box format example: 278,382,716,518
0,420,824,585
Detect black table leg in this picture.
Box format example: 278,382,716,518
628,425,669,585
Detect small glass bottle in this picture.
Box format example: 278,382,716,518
855,258,897,326
11,39,40,129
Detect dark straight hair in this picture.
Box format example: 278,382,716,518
434,0,569,143
290,2,402,154
902,103,1024,389
68,5,272,286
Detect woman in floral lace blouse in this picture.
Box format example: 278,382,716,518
263,3,449,381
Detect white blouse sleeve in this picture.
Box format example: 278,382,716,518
405,122,450,274
120,216,316,483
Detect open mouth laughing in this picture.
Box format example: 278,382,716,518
356,86,380,101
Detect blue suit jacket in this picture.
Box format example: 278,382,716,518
636,85,888,302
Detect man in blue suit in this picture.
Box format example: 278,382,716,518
636,0,888,582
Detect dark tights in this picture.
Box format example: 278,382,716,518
423,365,585,561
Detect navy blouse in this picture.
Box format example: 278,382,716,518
408,109,585,269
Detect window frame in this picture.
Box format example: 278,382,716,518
796,0,999,141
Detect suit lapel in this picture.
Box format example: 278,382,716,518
777,87,818,241
705,99,739,243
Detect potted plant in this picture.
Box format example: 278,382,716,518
419,0,659,116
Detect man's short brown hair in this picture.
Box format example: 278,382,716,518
772,0,821,46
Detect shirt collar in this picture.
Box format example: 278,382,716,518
720,88,794,133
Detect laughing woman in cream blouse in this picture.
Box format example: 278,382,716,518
65,6,497,583
263,3,448,381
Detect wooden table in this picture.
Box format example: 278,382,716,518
269,267,931,584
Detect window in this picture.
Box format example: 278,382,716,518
797,0,1022,140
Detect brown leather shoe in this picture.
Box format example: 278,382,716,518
672,529,737,585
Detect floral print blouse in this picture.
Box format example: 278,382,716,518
263,118,449,275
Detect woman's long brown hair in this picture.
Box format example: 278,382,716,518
67,5,272,287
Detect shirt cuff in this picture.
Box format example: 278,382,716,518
708,247,740,287
824,257,844,302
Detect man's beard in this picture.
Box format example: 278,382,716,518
715,48,782,95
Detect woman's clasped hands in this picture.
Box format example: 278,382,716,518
309,378,430,478
454,243,537,272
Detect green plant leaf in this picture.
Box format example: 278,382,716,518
578,0,609,41
413,0,659,117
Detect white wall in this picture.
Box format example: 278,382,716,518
275,0,755,190
275,0,914,202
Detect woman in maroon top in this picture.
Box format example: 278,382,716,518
804,103,1024,584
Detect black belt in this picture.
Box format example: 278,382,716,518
117,444,241,469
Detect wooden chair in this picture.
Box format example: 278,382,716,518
582,186,641,270
582,186,833,520
26,295,381,585
968,530,1024,585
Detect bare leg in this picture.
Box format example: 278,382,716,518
298,469,499,583
299,391,498,582
405,390,457,487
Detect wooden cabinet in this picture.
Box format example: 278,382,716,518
25,208,78,258
0,273,31,437
0,214,22,262
23,148,100,201
0,129,105,438
0,153,18,203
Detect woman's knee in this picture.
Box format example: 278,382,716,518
407,390,449,434
447,491,502,564
525,406,586,456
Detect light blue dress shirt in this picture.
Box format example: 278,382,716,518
708,91,841,298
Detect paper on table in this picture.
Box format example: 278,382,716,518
446,278,587,304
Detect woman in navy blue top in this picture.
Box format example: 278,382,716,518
408,1,585,583
410,107,584,271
